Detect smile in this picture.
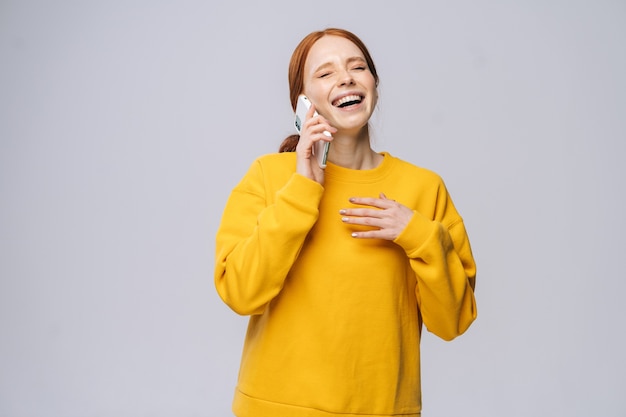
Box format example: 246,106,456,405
333,94,363,108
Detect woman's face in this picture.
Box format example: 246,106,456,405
302,35,377,134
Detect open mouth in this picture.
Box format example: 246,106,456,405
333,94,363,108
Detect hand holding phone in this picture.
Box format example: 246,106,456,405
294,94,331,168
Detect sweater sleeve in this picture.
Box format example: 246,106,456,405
214,159,324,315
393,184,477,341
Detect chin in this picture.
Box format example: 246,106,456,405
335,114,371,131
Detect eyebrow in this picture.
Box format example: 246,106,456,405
313,56,367,73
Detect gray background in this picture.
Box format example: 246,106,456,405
1,1,625,416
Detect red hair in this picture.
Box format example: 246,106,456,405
279,28,379,152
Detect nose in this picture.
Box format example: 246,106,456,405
337,69,355,87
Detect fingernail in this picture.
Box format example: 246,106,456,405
339,209,346,214
351,232,358,238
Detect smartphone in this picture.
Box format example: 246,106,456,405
294,94,331,168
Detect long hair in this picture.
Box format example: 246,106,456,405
279,28,379,152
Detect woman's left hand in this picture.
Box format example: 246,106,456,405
340,193,414,240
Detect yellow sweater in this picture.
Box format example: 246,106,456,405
215,152,477,417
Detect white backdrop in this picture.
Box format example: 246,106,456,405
1,1,625,416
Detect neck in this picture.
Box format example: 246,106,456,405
326,126,383,170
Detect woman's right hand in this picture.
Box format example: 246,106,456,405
295,103,336,184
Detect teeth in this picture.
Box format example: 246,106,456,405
334,95,362,107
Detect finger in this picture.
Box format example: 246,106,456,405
342,215,383,228
309,118,337,139
348,196,380,206
348,196,391,209
312,125,335,141
304,116,334,140
306,103,317,121
319,118,338,135
351,229,394,240
379,193,399,205
341,208,385,219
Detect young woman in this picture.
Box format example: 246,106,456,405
215,28,477,417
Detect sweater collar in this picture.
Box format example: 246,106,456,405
324,152,394,183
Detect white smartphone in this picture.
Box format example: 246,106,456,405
294,94,331,168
